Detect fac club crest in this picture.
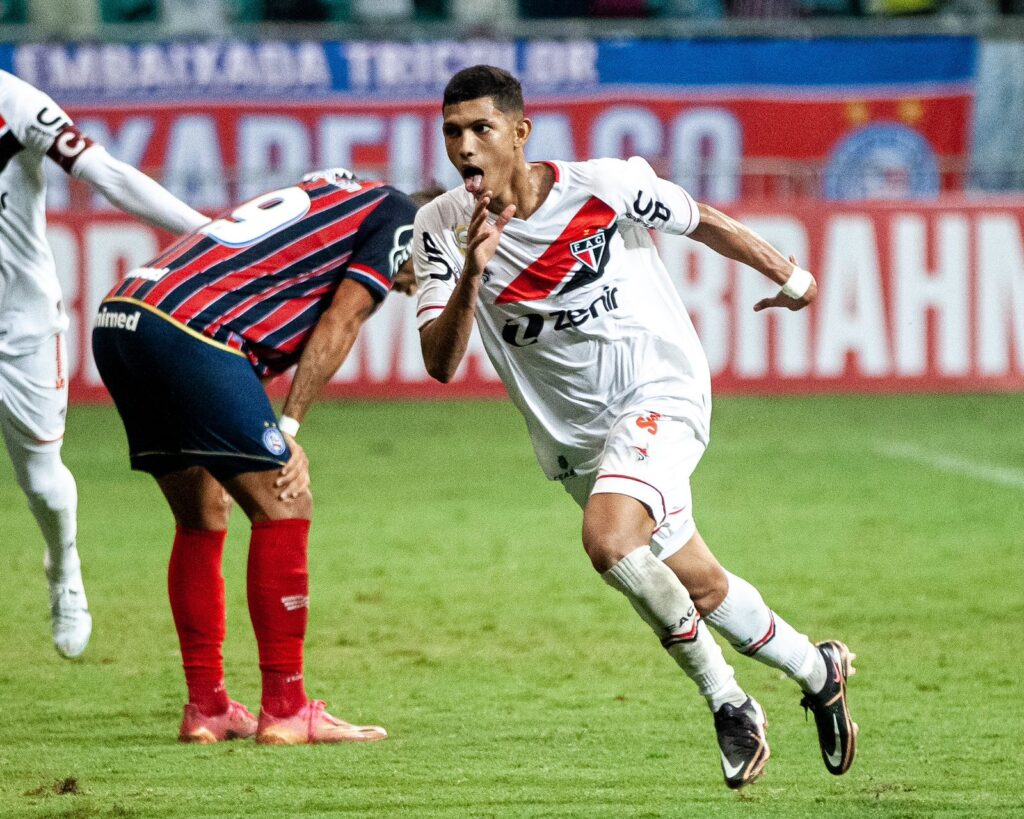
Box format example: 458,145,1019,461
569,231,606,274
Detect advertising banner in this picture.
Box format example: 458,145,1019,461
56,199,1024,401
0,36,976,204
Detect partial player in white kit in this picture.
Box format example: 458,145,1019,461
0,70,207,658
415,65,859,789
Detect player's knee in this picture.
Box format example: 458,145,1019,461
19,458,75,513
252,489,312,523
195,490,232,530
689,562,729,615
581,525,640,574
288,490,313,520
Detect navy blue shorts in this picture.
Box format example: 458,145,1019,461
92,300,290,480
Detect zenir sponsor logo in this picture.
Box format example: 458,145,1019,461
500,286,620,347
501,312,544,347
551,285,619,331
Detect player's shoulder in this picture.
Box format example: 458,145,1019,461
0,70,73,151
359,184,417,232
559,156,655,190
414,186,472,231
0,70,66,122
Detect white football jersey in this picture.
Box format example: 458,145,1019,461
0,71,98,355
414,156,713,480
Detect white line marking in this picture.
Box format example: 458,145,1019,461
877,442,1024,490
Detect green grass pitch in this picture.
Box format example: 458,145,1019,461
1,395,1023,818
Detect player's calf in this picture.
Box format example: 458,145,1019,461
602,546,766,788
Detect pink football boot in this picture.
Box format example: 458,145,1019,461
256,700,387,745
178,701,258,744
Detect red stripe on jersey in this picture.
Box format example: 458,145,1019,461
256,291,332,351
193,205,375,332
347,263,389,290
118,234,208,300
495,196,616,304
175,197,378,327
140,186,362,309
206,245,352,339
242,298,314,346
157,232,208,269
242,275,336,345
142,241,237,305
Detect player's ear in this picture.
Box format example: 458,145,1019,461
513,116,532,149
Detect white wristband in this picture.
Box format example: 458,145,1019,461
781,267,814,300
278,415,300,437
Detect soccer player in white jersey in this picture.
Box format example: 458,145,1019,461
0,70,208,658
414,66,858,789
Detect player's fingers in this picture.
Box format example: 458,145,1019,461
494,204,516,231
275,435,305,487
753,296,778,312
469,195,491,235
278,459,309,500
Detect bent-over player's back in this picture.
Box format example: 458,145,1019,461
105,169,417,376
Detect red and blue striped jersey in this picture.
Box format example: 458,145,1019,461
105,170,417,376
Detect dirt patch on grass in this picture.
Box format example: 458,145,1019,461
23,777,81,797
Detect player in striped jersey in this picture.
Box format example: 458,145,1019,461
0,70,208,660
93,168,419,745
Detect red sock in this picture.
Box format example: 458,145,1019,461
168,527,229,717
247,518,310,718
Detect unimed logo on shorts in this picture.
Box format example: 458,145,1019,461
94,309,140,331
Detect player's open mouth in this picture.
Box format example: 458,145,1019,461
462,165,484,195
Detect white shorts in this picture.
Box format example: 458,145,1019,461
561,408,706,561
0,333,69,448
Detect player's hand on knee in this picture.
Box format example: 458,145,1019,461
275,434,310,501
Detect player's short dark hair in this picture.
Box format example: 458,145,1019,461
442,66,524,116
410,184,447,207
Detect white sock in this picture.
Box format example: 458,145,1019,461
705,571,826,694
6,441,81,585
603,546,747,711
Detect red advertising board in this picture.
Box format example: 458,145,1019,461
50,88,971,217
58,198,1024,402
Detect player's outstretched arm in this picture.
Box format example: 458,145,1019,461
72,147,209,235
689,203,817,311
420,192,515,382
